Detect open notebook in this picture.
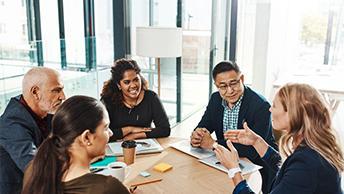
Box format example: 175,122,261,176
105,138,164,156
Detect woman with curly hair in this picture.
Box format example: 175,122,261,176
101,58,170,141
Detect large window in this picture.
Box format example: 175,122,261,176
94,0,114,66
235,0,344,97
131,0,180,123
63,0,85,66
40,0,60,66
182,0,212,118
0,0,30,61
269,0,344,74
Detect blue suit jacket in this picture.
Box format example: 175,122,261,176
196,86,278,193
0,95,52,194
234,146,343,194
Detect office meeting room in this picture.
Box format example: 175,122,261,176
1,0,344,194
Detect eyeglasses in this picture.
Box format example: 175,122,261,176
217,78,241,92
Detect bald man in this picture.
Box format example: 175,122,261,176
0,67,65,194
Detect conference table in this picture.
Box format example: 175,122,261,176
117,137,262,193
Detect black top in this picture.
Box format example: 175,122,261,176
63,173,130,194
102,90,171,141
234,146,343,194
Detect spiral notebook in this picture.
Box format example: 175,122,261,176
105,138,164,156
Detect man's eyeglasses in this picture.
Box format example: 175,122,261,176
217,79,241,92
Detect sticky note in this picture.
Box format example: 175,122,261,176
153,162,173,173
140,171,151,177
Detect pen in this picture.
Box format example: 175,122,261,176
90,168,105,173
130,178,163,187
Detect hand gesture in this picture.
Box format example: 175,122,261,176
214,140,240,170
224,122,259,146
190,128,207,147
200,130,215,149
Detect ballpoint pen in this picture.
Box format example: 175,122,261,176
90,168,106,173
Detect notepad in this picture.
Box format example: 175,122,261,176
153,162,173,173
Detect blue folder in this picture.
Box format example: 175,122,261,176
91,156,117,168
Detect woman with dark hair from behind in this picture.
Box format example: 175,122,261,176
214,83,344,194
21,96,130,194
101,58,170,141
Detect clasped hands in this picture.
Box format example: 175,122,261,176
122,126,151,140
190,128,215,149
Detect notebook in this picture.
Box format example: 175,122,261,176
170,139,215,159
199,155,262,175
106,138,164,156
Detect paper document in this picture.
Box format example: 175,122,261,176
106,138,164,156
199,155,262,175
170,140,215,159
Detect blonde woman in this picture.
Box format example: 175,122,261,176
214,83,344,194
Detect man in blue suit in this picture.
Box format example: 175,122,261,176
0,67,66,194
190,61,278,194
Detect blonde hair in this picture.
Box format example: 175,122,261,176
278,83,344,172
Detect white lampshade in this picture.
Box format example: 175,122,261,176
136,26,182,58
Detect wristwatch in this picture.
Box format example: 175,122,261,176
227,167,241,178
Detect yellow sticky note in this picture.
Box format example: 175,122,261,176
153,162,173,173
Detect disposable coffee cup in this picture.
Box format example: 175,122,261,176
122,140,137,165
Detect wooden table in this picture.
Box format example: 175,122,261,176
118,137,261,193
